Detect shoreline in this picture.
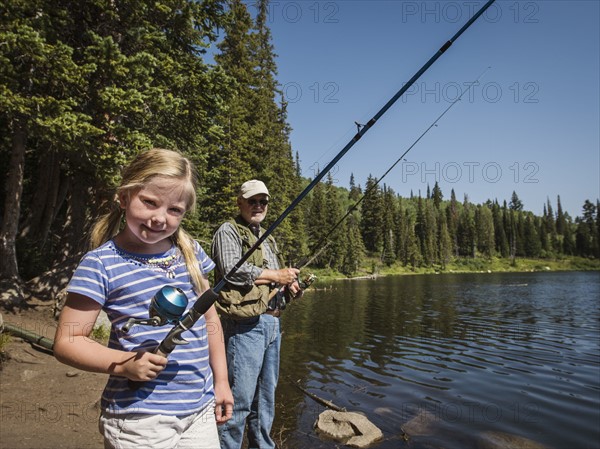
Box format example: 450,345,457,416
308,256,600,284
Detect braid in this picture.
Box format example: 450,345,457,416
173,228,208,295
90,206,124,250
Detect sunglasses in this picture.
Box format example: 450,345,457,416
247,198,269,206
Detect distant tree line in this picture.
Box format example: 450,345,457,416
304,178,600,275
1,0,598,291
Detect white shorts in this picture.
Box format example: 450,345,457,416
99,403,220,449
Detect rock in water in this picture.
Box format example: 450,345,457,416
315,410,383,448
402,410,439,436
477,431,549,449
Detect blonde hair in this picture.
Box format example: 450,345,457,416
90,148,207,294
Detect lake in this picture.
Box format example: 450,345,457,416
275,271,600,449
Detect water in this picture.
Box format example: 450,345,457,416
275,271,600,449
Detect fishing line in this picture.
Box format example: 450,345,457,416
302,66,492,268
151,0,497,360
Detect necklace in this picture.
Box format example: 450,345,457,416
113,245,180,279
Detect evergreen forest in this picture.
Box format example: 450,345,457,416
1,0,599,298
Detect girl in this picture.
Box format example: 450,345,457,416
54,148,233,449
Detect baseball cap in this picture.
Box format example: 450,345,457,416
239,180,270,199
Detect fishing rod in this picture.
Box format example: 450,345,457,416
150,0,497,359
302,67,491,268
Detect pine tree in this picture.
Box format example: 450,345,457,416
210,0,259,223
556,195,567,235
349,173,362,202
394,197,405,260
381,185,397,265
405,210,422,268
576,200,597,257
437,208,452,268
515,213,526,257
360,175,384,252
431,181,443,210
476,204,495,259
1,0,230,280
0,1,94,278
509,191,524,211
341,213,365,275
492,200,509,257
415,196,427,262
210,0,301,259
323,173,345,268
545,198,559,254
447,188,459,256
306,181,327,267
596,200,600,258
457,195,476,257
524,214,542,257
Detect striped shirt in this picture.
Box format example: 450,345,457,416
67,239,215,416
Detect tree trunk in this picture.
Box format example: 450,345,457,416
61,171,90,261
0,123,26,280
19,148,63,249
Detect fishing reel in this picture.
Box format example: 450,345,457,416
281,273,317,309
122,286,189,333
299,273,317,290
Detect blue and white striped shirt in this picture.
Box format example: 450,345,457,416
67,239,216,416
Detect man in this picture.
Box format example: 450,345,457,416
211,179,301,449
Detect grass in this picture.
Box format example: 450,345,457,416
305,256,600,283
0,333,12,366
90,324,110,344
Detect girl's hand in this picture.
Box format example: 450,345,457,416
119,350,168,381
214,381,234,424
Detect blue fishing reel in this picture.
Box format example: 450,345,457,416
122,286,189,333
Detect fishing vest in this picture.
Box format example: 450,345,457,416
215,217,283,320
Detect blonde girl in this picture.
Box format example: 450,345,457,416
54,148,233,449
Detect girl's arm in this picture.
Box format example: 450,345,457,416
53,292,168,381
205,304,233,424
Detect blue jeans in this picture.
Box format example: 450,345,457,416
219,314,281,449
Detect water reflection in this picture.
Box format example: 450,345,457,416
276,271,600,449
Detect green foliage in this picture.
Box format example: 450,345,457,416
90,324,110,344
0,333,11,356
0,0,597,286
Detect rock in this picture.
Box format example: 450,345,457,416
477,431,549,449
21,369,40,381
402,410,439,437
0,281,26,310
316,411,355,440
315,410,383,448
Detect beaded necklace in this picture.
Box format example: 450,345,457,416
113,244,180,279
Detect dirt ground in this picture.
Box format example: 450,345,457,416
1,305,106,449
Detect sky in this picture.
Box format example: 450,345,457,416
243,0,599,218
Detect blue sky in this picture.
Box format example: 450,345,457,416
245,0,599,218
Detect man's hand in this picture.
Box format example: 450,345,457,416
288,280,303,298
277,267,300,285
